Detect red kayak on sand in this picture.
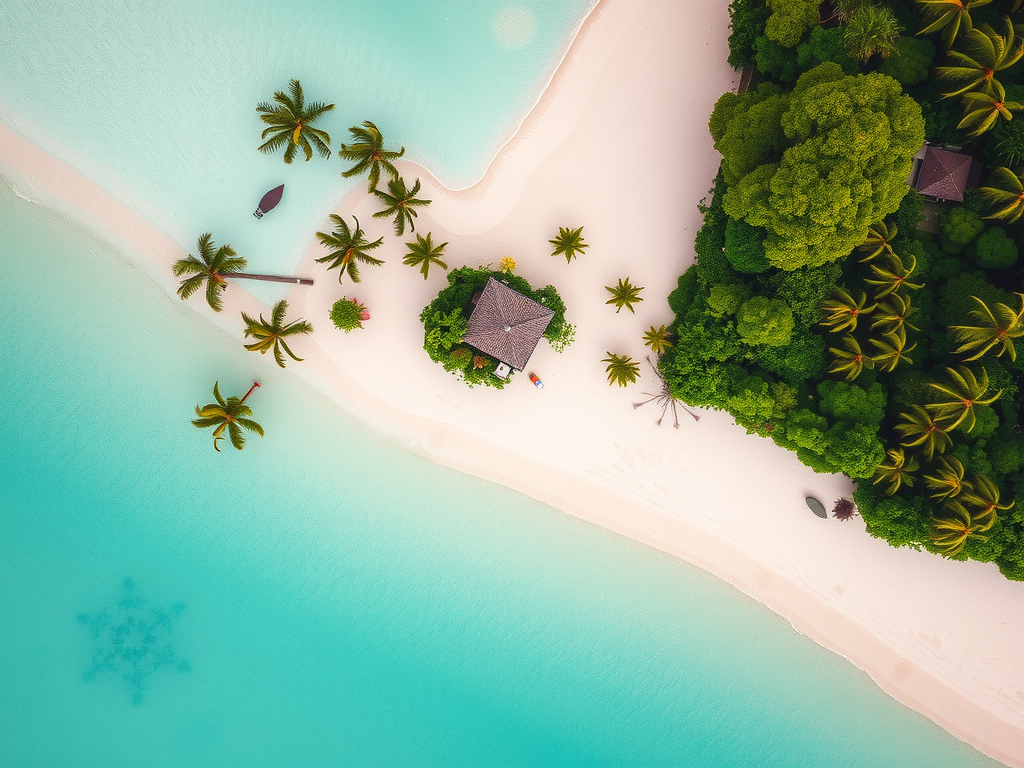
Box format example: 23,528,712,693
253,184,284,219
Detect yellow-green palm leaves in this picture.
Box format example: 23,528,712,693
820,288,876,333
828,335,874,381
315,214,385,284
643,325,674,355
915,0,993,46
402,232,449,280
550,226,588,262
930,504,992,556
934,19,1022,98
857,220,898,262
978,166,1024,222
603,353,641,387
172,233,248,312
864,253,923,298
949,293,1024,361
895,405,953,461
873,448,920,495
241,300,313,369
338,121,405,192
606,278,645,314
925,365,1000,431
192,382,264,452
256,79,334,163
961,474,1014,518
871,293,918,334
957,81,1023,138
923,456,971,499
869,327,916,372
372,177,431,236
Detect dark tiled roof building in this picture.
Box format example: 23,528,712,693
911,145,983,203
463,277,554,371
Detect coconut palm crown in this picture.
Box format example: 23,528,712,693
172,233,247,312
949,293,1024,361
925,365,1000,432
606,278,645,314
549,226,589,262
934,19,1023,99
915,0,993,47
978,166,1024,222
403,232,449,280
315,215,385,284
241,300,313,369
338,121,405,192
372,177,431,236
256,79,334,163
603,353,641,387
192,382,264,452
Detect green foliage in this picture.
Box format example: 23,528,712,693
797,26,858,75
736,297,794,346
892,188,924,236
939,206,984,253
256,79,333,164
855,484,929,549
992,115,1024,165
604,353,641,387
338,120,404,192
548,322,576,354
764,0,818,47
241,299,313,368
403,232,449,279
549,226,588,263
728,0,771,68
667,266,701,316
766,262,843,326
172,233,247,312
843,3,901,63
708,283,753,317
878,36,935,85
990,432,1024,475
755,36,801,82
372,177,430,236
824,421,887,478
751,331,828,382
817,380,886,424
330,298,366,333
725,218,771,273
605,278,645,314
970,227,1018,269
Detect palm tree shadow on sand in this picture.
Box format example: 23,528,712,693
632,357,700,429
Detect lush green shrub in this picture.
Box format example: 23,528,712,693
764,0,818,47
817,380,886,425
938,206,984,253
727,0,771,69
764,261,842,326
971,227,1018,269
736,296,794,346
667,266,701,316
855,486,929,549
708,283,753,317
330,298,366,332
878,36,934,85
755,35,801,81
725,218,772,273
751,330,827,382
892,188,924,236
823,422,887,479
992,115,1024,165
797,26,858,75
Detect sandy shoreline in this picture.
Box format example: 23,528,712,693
3,0,1024,764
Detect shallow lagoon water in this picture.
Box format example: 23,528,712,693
0,183,1004,767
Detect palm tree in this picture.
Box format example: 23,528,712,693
957,80,1023,138
869,327,917,373
338,121,405,192
643,325,674,355
241,300,313,368
820,288,876,333
315,215,384,283
603,353,641,387
934,19,1023,98
402,232,448,280
978,166,1024,222
256,79,334,163
605,278,644,314
930,504,992,556
949,293,1024,361
923,456,971,499
845,4,901,62
925,365,1001,431
873,447,920,496
372,177,431,235
172,233,248,312
192,382,264,452
915,0,992,46
895,405,954,461
960,473,1014,519
871,293,919,334
549,226,588,263
857,220,898,262
828,335,874,381
864,253,923,298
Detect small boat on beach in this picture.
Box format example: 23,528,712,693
253,184,284,219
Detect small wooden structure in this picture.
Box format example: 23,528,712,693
463,277,554,372
910,144,983,203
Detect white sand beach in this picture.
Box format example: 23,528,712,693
3,0,1024,764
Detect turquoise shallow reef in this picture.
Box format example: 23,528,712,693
0,180,1003,768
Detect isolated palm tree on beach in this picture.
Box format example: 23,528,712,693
402,232,448,280
257,79,334,163
372,177,431,235
549,226,588,263
820,288,876,333
949,293,1024,362
192,381,264,452
338,121,405,192
172,233,248,312
895,405,953,461
605,278,645,314
603,353,641,387
241,300,313,368
643,325,674,355
916,0,993,47
873,447,919,496
978,166,1024,222
926,365,1000,432
315,215,384,284
934,19,1023,98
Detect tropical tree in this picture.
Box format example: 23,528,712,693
870,292,918,333
934,19,1023,99
895,405,953,461
192,382,264,452
869,327,916,372
925,365,1001,431
549,226,588,263
338,121,405,192
856,220,898,262
820,288,876,333
172,233,248,311
643,325,674,355
372,177,431,235
873,447,920,495
923,456,971,499
957,81,1023,138
915,0,992,46
844,4,901,62
402,232,448,280
256,79,334,163
949,293,1024,361
828,335,874,381
603,353,641,387
864,253,923,298
605,278,645,314
315,215,384,284
960,474,1014,519
978,166,1024,222
241,300,313,369
930,504,992,556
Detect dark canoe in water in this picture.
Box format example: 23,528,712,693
253,184,285,219
805,497,828,519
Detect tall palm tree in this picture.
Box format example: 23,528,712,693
930,503,992,556
402,232,448,280
873,447,920,495
605,278,645,314
857,220,898,262
603,353,641,387
934,19,1023,98
172,233,248,312
923,456,971,499
864,253,923,298
845,4,901,62
960,473,1014,520
957,80,1023,138
338,121,405,192
549,226,588,263
241,300,313,369
869,327,917,373
256,79,334,163
820,288,876,333
643,325,674,355
925,365,1001,431
978,166,1024,222
828,335,874,381
372,177,431,235
871,293,919,334
915,0,992,46
315,215,384,284
949,293,1024,361
192,381,264,452
895,405,954,461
